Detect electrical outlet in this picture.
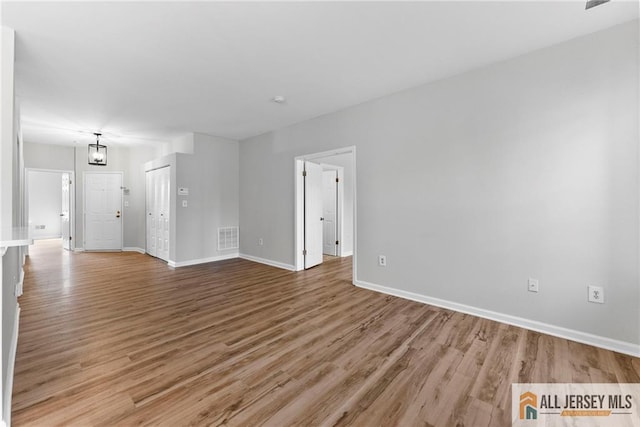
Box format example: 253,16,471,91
588,285,604,304
528,278,539,293
182,200,188,208
258,238,263,246
378,255,387,267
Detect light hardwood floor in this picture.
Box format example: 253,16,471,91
12,239,640,426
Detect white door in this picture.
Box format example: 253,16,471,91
146,166,170,261
322,170,338,256
84,172,123,250
61,172,71,250
304,161,323,269
146,170,157,257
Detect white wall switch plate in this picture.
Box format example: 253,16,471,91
182,200,188,207
528,278,539,293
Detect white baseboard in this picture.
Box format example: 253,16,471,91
32,234,62,240
16,268,24,297
239,253,295,271
168,252,239,268
354,279,640,358
341,250,353,257
123,247,145,254
73,247,84,252
3,304,20,427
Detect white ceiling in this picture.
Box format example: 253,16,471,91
2,1,638,147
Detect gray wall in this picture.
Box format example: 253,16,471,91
175,133,239,263
27,170,63,239
144,132,239,264
23,142,74,171
239,21,639,347
23,142,157,251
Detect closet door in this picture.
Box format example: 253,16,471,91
146,170,157,257
146,166,170,261
156,166,170,261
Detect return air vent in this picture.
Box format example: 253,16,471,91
218,227,239,251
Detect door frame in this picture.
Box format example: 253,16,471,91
294,146,356,277
25,168,75,250
83,171,124,251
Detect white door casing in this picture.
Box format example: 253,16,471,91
84,172,123,251
304,161,323,269
322,169,338,256
294,146,356,274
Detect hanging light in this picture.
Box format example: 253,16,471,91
88,132,107,166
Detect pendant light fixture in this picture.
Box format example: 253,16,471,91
88,132,107,166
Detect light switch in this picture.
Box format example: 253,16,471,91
182,200,188,208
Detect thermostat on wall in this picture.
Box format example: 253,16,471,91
178,187,189,196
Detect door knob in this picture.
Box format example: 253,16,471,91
116,210,121,218
320,217,324,221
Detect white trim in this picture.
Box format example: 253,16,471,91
73,247,85,252
3,305,20,427
31,234,63,240
354,279,640,358
341,250,353,257
123,247,145,254
168,252,239,268
16,268,24,297
25,168,76,252
239,253,295,271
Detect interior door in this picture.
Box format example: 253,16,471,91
61,172,71,250
304,161,323,269
146,170,157,257
322,170,338,256
146,166,170,261
84,172,123,250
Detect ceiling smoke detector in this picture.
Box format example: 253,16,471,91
271,96,286,104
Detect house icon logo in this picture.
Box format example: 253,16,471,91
519,391,538,420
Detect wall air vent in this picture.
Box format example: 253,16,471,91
218,227,239,251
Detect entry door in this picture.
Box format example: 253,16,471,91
304,161,323,269
84,172,123,250
146,166,170,261
322,170,338,256
61,173,71,250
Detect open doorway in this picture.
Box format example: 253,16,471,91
294,147,356,278
26,169,75,250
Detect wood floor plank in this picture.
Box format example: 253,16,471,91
11,239,640,426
